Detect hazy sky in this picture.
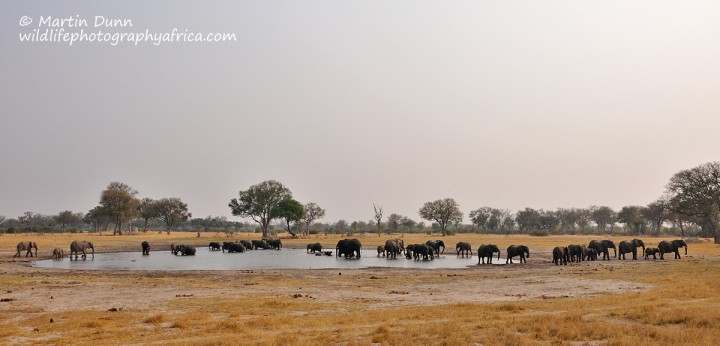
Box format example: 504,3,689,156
1,1,719,224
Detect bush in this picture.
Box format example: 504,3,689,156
529,230,549,237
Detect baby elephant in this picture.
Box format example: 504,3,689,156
141,241,150,255
644,247,660,260
52,248,64,260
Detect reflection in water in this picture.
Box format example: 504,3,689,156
33,248,502,271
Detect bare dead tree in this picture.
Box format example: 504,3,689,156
373,204,383,237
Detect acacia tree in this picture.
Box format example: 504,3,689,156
270,198,304,237
55,211,83,232
229,180,292,238
641,199,669,236
418,198,463,236
154,198,191,234
617,205,647,235
666,161,720,243
99,182,140,235
137,198,160,232
590,206,616,233
301,202,325,236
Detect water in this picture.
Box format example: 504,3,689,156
32,248,503,271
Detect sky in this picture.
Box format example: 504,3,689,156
1,1,719,224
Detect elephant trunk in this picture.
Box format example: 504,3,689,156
497,251,500,261
612,246,617,258
685,245,688,255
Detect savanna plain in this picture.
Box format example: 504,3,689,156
0,232,718,345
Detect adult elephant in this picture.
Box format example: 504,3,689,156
252,240,269,250
173,244,196,256
14,241,38,258
240,240,253,250
336,239,361,259
456,242,472,257
477,244,500,264
267,239,282,250
426,240,445,256
588,240,616,260
404,244,415,259
618,239,645,260
658,240,687,259
567,245,584,263
552,246,568,266
70,241,94,260
411,244,434,260
307,243,323,253
142,241,150,255
225,242,245,253
377,245,385,257
208,242,221,251
506,245,529,264
385,239,404,259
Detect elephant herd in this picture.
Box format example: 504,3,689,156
552,239,688,265
12,240,94,260
168,238,284,255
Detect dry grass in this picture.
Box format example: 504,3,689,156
0,233,718,345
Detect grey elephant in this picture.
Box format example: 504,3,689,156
567,244,584,262
142,241,150,255
588,240,616,260
644,247,660,260
251,240,269,250
266,239,282,250
410,243,434,260
209,242,221,251
240,240,253,250
506,245,529,264
224,242,245,253
658,240,687,259
14,241,38,258
70,240,94,260
425,240,445,256
618,239,645,260
404,244,415,259
456,242,472,257
173,244,196,256
307,243,323,253
385,239,404,259
52,248,64,260
336,238,362,259
377,245,385,257
477,244,500,264
583,247,598,261
552,246,569,265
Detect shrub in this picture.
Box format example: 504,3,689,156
529,230,549,236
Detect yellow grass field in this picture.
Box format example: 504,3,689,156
0,232,718,345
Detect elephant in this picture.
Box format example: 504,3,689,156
170,243,176,253
70,240,94,260
173,244,196,256
658,240,687,259
266,239,282,250
411,244,434,260
583,247,598,261
208,242,221,251
142,241,150,255
618,239,645,260
224,242,245,253
477,244,500,264
336,239,362,259
384,239,404,259
14,241,38,258
307,243,323,253
404,244,415,259
506,245,529,264
552,246,569,265
456,242,472,257
52,248,64,260
240,240,253,250
377,245,385,257
567,245,584,262
644,247,660,260
425,240,445,256
588,240,616,260
252,240,270,250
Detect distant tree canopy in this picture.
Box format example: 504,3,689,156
666,161,720,243
418,198,463,236
229,180,292,238
155,198,191,233
99,182,140,235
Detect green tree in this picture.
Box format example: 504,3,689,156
641,199,669,236
387,213,402,233
84,206,110,232
270,198,304,237
666,161,720,243
590,206,616,233
229,180,292,238
55,210,83,232
155,198,191,234
515,208,541,233
469,207,492,232
418,198,463,236
617,205,647,235
99,182,140,235
137,198,160,232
